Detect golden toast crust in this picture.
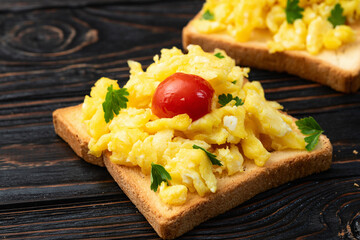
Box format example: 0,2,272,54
182,14,360,93
53,105,104,167
53,104,332,239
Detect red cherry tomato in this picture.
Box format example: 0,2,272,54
152,72,214,121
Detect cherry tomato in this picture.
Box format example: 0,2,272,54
152,72,214,121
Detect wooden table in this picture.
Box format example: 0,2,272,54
1,0,360,239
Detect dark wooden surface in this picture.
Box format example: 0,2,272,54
0,0,360,239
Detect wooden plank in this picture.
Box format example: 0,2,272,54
1,176,359,239
0,0,162,12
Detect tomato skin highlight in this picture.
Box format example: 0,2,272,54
152,72,214,121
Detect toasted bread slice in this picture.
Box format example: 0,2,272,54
182,13,360,93
53,104,332,239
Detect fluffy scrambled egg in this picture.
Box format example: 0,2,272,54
193,0,360,54
82,45,305,205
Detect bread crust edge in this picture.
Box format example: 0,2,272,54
53,105,104,167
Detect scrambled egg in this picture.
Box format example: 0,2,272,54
82,45,305,205
193,0,360,54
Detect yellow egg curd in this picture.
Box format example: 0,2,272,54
81,45,305,205
192,0,360,54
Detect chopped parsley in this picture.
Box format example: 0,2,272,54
218,93,244,107
285,0,304,24
193,145,222,166
295,116,324,151
328,3,346,27
150,163,172,192
102,85,129,123
214,52,225,59
201,9,215,21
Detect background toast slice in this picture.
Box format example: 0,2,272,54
53,104,332,239
182,13,360,93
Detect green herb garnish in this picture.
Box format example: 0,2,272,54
328,3,346,27
214,52,225,59
192,145,222,166
150,163,172,192
102,85,129,123
201,10,215,21
232,80,237,84
285,0,304,24
295,116,324,151
218,93,244,107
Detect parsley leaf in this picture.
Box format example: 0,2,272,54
214,52,225,59
295,117,324,151
150,163,172,192
234,96,244,106
201,10,215,21
328,3,346,27
304,131,323,151
193,145,223,166
218,93,244,107
102,85,129,123
232,80,237,84
285,0,304,24
218,94,233,106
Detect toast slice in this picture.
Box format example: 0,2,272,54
53,104,332,239
182,13,360,93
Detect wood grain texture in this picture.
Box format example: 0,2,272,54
0,0,359,239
